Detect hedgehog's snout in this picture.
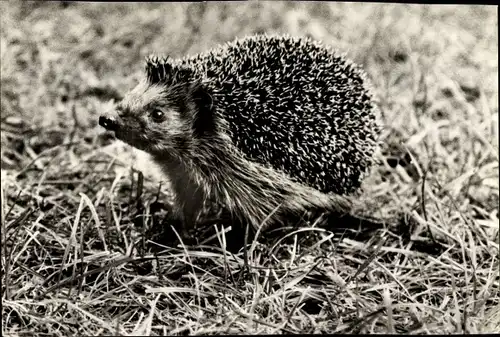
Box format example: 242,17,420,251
99,116,118,131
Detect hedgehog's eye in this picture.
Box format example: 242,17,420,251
150,109,166,123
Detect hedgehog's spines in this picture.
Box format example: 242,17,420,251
145,54,180,85
145,54,201,89
172,34,380,195
145,54,164,84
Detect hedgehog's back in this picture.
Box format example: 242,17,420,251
182,34,379,195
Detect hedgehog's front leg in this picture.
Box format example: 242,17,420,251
156,157,206,242
170,183,206,240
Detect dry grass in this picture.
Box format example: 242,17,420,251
1,1,498,335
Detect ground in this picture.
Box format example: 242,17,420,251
1,2,498,335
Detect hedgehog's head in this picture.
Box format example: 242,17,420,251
99,55,213,157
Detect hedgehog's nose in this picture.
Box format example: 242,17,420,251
99,116,118,131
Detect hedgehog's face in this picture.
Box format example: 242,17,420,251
99,79,194,155
100,56,215,156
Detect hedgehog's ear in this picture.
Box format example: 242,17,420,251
189,81,215,136
190,82,212,112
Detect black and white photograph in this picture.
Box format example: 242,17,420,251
1,1,498,335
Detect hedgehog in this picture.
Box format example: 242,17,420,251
99,34,382,249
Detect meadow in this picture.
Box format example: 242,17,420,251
1,1,498,334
